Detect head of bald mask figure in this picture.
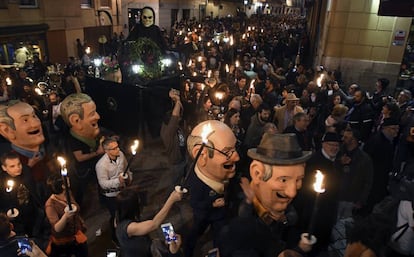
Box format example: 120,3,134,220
187,120,240,183
0,101,45,152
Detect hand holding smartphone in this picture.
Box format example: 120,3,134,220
107,249,120,257
17,237,32,255
161,222,177,244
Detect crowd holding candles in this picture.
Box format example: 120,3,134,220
0,8,413,257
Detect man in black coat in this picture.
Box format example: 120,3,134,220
292,132,342,256
363,118,400,210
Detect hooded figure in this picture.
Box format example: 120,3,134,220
127,6,167,53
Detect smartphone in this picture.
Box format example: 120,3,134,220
207,248,219,257
17,237,32,255
161,222,177,244
107,249,120,257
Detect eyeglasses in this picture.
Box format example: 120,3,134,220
142,16,153,20
196,144,236,160
106,145,120,151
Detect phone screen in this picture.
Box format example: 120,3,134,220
161,223,177,244
107,249,119,257
17,237,32,255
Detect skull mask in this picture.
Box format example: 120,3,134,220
141,8,154,27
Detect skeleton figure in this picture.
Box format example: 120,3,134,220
126,6,167,53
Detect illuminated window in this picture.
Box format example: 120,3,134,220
81,0,92,8
20,0,37,7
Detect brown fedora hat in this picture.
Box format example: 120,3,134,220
248,133,312,165
285,93,299,101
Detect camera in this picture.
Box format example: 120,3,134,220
161,222,177,244
17,237,32,255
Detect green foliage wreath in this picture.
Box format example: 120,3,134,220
129,38,162,80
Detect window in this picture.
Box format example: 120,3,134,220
20,0,37,7
100,0,111,8
81,0,92,8
182,9,190,21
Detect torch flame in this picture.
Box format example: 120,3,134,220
201,123,214,144
313,170,325,193
57,156,66,167
57,156,67,176
6,180,14,193
316,74,325,88
5,77,12,86
250,79,255,89
215,92,224,101
131,140,139,155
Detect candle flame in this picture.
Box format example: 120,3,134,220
6,180,14,193
207,70,212,78
201,123,214,144
230,35,234,46
57,156,68,176
131,140,139,155
235,60,240,68
6,77,12,86
225,64,229,73
215,92,223,100
313,170,325,193
178,62,183,70
316,74,325,87
192,72,197,77
201,83,205,91
197,56,203,62
187,59,192,67
57,156,66,166
250,79,255,89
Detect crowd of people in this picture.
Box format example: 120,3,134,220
0,7,413,257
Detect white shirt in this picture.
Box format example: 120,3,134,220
95,151,132,197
